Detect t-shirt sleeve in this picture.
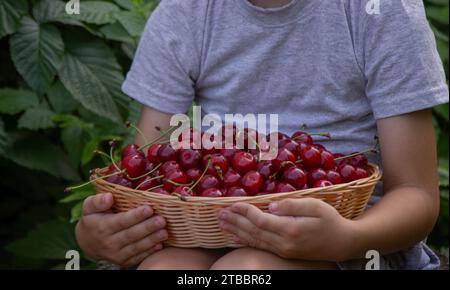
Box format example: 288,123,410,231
359,0,448,120
122,0,199,114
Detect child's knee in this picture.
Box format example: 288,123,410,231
210,248,272,270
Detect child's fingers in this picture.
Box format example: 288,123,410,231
119,231,168,260
112,215,166,245
82,193,113,216
108,206,154,233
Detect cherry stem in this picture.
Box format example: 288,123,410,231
127,163,162,181
334,148,378,161
189,158,211,192
138,126,178,151
94,150,111,161
135,174,164,190
309,132,331,139
215,165,224,181
146,184,164,192
295,159,304,164
164,179,194,187
126,121,149,145
109,141,122,172
65,169,125,192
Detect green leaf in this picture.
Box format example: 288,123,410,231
81,134,123,165
18,106,56,130
0,0,28,39
427,5,449,25
433,104,449,122
113,0,134,10
60,185,94,203
10,17,65,94
4,135,80,181
67,1,120,25
114,10,146,37
0,88,39,115
6,219,79,260
32,0,66,24
0,119,7,155
46,80,79,113
70,201,83,223
58,32,123,123
99,21,134,43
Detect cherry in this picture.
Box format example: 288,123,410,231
179,149,201,169
307,168,328,187
275,182,296,193
232,151,257,174
320,150,335,170
186,168,202,183
220,147,240,163
299,145,321,169
153,187,170,195
160,160,181,175
163,169,188,191
122,144,143,159
241,171,263,195
197,175,220,193
338,164,358,183
257,160,275,180
272,148,296,171
355,167,369,179
263,180,278,193
349,154,368,168
313,144,326,152
135,175,159,190
291,131,313,145
201,132,220,155
174,186,195,197
144,161,155,173
226,187,248,197
326,170,342,185
223,170,241,188
278,139,300,157
282,167,307,189
313,180,333,188
333,153,347,167
203,154,229,178
219,124,238,146
200,188,223,197
122,154,147,178
106,174,133,188
267,132,289,142
147,143,162,163
178,127,201,145
157,144,178,162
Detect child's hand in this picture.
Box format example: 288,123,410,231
218,198,355,262
75,193,168,267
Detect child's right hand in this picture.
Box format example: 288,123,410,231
75,192,168,267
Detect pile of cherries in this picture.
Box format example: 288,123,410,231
76,125,374,198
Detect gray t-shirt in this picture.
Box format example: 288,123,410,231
122,0,448,269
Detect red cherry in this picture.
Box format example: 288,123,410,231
241,171,263,196
147,144,162,163
272,148,296,171
197,175,220,193
223,170,241,188
307,168,328,187
203,154,229,177
219,124,238,146
174,186,195,197
326,170,342,185
338,164,358,183
179,149,201,169
122,144,143,159
122,154,146,178
355,167,369,179
313,180,333,188
349,154,368,168
226,187,248,197
282,167,307,189
201,132,219,155
106,174,133,188
291,131,313,145
160,160,181,175
232,151,257,174
163,169,188,191
333,153,347,167
157,144,178,162
200,188,223,197
144,161,155,173
256,160,275,180
299,145,321,169
153,187,170,195
220,147,240,163
135,175,159,191
275,182,296,193
320,150,335,170
278,139,300,157
178,127,201,145
267,132,289,142
263,180,278,193
313,144,326,152
186,168,202,183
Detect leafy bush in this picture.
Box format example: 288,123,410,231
0,0,447,269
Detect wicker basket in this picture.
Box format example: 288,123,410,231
92,164,381,248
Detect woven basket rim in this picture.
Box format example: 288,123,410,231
91,163,381,205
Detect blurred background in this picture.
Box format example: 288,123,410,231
0,0,448,269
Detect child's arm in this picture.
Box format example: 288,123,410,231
218,109,440,261
76,106,173,267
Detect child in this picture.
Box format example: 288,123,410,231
75,0,449,269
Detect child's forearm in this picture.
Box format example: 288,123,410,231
134,106,174,146
347,186,439,259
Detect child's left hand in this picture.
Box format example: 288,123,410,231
218,198,356,262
